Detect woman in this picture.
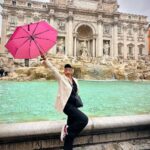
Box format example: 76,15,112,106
42,55,88,150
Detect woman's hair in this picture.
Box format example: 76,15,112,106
64,64,72,69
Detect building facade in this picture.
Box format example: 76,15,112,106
0,0,149,60
148,24,150,55
0,36,1,52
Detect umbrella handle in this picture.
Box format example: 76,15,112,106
39,50,46,61
41,54,46,60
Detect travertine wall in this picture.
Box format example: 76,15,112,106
0,0,149,60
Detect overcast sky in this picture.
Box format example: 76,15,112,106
0,0,150,36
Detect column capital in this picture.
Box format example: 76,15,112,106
1,10,8,19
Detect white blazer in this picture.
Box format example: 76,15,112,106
45,59,79,113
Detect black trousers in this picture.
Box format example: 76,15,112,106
63,103,88,150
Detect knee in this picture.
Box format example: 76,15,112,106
81,115,88,127
84,115,89,126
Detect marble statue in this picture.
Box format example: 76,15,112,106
58,19,65,31
80,41,89,59
103,41,110,55
56,38,65,55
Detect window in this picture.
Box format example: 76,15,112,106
128,28,132,35
43,5,46,8
128,16,131,19
129,47,133,55
118,44,122,55
12,0,16,6
118,26,122,34
104,25,111,35
139,47,143,55
10,16,17,25
139,28,143,36
27,3,32,8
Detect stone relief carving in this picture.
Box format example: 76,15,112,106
103,25,111,35
57,19,66,31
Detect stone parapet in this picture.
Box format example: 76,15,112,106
0,115,150,150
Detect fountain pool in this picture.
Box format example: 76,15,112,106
0,80,150,123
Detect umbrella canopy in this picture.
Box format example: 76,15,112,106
5,21,58,59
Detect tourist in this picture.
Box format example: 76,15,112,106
41,55,88,150
0,68,4,77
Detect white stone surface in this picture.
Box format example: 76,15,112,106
0,115,150,139
0,0,148,60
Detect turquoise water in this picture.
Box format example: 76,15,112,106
0,80,150,123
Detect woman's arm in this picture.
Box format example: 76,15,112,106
41,55,62,81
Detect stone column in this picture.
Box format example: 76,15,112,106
93,36,96,57
96,15,103,57
74,35,77,57
0,11,8,55
144,26,149,56
123,25,128,59
49,9,56,55
88,40,90,54
133,26,138,60
67,11,73,56
112,21,118,58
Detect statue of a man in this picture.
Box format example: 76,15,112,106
103,41,110,55
80,41,89,58
57,38,65,55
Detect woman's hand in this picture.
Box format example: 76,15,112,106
41,54,46,60
41,55,48,67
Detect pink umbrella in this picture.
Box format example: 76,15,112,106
5,21,58,59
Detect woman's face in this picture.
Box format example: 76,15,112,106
64,68,74,76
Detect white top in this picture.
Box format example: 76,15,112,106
45,58,79,113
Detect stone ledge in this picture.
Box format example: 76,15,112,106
0,115,150,144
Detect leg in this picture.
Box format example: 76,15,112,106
64,105,75,150
63,104,88,150
67,106,88,138
63,103,89,139
64,134,74,150
67,115,75,127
